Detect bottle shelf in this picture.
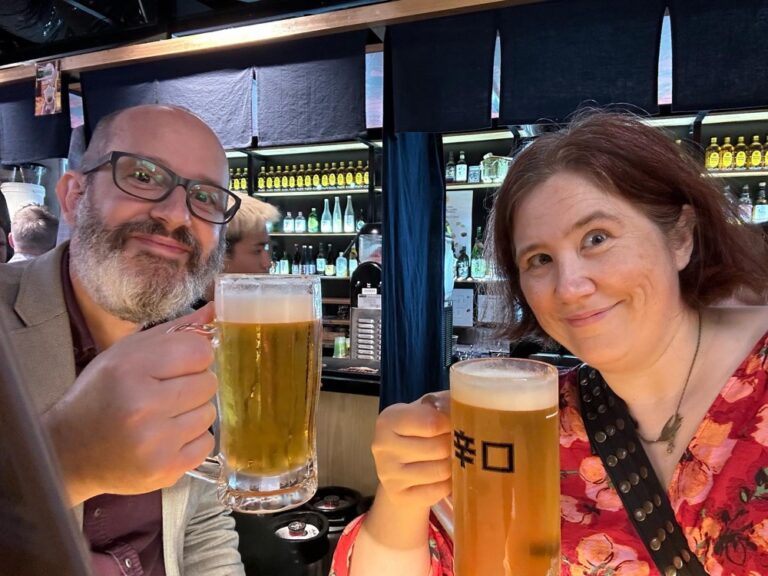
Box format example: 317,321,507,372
708,170,768,178
255,187,379,198
446,182,500,190
324,318,351,325
226,140,382,158
320,276,351,281
271,232,357,237
322,297,351,305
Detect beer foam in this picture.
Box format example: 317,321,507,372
215,292,317,323
450,360,558,411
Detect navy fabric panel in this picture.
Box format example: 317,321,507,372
670,0,768,112
80,52,253,149
0,80,72,164
389,10,497,133
380,40,446,410
499,0,665,124
255,31,366,147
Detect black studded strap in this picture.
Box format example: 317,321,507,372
577,365,708,576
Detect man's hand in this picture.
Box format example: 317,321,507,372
43,304,218,506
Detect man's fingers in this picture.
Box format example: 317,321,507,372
158,371,218,416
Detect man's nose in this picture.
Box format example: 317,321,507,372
148,185,193,229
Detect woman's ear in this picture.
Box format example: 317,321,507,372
672,204,696,271
55,171,85,226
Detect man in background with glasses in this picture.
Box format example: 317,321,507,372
0,105,245,575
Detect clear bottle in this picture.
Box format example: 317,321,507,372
283,211,295,233
356,208,366,232
720,136,735,171
257,166,266,191
704,137,720,171
455,151,468,183
753,182,768,224
445,151,456,183
321,198,333,233
332,196,343,233
294,211,307,234
748,135,763,170
470,226,486,279
325,244,336,276
456,246,470,280
336,249,348,278
734,136,748,170
348,244,359,275
739,185,753,223
278,250,289,275
307,208,320,233
344,195,355,233
316,243,327,274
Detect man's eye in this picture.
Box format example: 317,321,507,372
194,191,212,204
132,170,152,184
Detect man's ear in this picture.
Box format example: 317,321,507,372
55,171,85,226
8,232,15,250
672,204,696,271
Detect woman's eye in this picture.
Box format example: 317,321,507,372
527,253,552,269
584,231,609,247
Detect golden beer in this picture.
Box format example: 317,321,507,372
451,359,560,576
216,319,321,475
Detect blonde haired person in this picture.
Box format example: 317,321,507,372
223,192,280,274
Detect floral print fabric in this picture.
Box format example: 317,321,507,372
331,332,768,575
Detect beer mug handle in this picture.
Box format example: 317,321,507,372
167,321,221,484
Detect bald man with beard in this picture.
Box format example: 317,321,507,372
0,105,244,576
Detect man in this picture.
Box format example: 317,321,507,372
0,105,245,575
223,193,280,274
7,203,59,262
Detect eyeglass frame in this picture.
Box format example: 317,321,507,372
79,151,242,224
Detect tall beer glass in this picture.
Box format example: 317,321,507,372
189,275,322,514
450,358,560,576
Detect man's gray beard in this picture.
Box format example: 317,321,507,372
69,189,224,326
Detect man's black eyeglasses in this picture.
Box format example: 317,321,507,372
80,151,241,225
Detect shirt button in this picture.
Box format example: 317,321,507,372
125,559,132,568
93,508,102,518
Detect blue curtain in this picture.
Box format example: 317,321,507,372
380,41,446,410
670,0,768,112
0,80,72,164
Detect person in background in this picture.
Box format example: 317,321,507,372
7,203,59,263
0,104,245,575
0,191,11,263
332,112,768,576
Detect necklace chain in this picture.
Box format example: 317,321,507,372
636,312,702,454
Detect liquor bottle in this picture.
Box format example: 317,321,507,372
300,245,309,274
325,244,336,276
748,135,763,170
336,249,348,278
704,137,720,171
266,166,275,190
307,208,320,233
355,160,365,188
240,167,249,191
257,166,266,191
456,246,470,280
228,168,234,191
356,208,365,232
280,166,289,190
313,163,322,190
321,163,331,189
288,165,297,190
316,243,327,274
739,185,753,223
332,196,343,233
329,162,338,188
274,166,284,190
337,162,346,190
233,168,242,191
720,136,734,171
753,182,768,224
343,195,355,233
764,135,768,168
345,161,355,188
292,244,301,274
283,211,295,233
470,227,486,279
307,245,316,274
321,199,333,233
363,161,370,187
295,211,307,234
348,244,359,275
734,136,748,170
455,151,468,183
445,151,456,183
279,250,290,275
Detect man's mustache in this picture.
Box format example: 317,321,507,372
107,219,202,268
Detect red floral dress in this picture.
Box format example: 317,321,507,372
331,332,768,576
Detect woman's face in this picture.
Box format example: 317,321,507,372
513,171,693,372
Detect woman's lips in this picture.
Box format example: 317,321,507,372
564,304,617,328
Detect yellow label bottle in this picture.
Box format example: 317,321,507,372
233,168,242,191
734,136,748,170
274,166,283,190
345,161,355,187
748,135,763,170
720,136,734,171
329,162,338,187
296,164,305,190
288,165,297,190
266,166,274,190
363,161,370,186
257,166,266,191
312,163,321,189
281,166,289,190
321,163,330,189
355,160,364,186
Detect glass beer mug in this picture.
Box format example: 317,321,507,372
182,275,323,513
450,358,561,576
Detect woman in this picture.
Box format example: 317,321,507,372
331,112,768,576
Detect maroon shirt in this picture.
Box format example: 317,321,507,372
61,249,166,576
